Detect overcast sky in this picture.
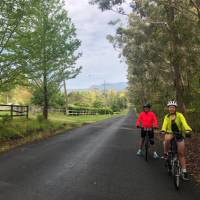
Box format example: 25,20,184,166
65,0,128,89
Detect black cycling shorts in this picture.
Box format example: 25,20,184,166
166,132,184,141
141,129,154,145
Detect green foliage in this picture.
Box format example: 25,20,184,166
188,111,200,133
31,85,65,108
68,90,128,113
97,0,200,130
68,104,113,115
36,114,45,122
89,0,125,11
1,0,81,119
52,93,65,108
0,113,115,142
93,100,104,108
0,126,22,140
0,0,31,91
1,115,12,124
0,0,83,122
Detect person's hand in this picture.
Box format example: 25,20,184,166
185,130,191,133
185,131,192,138
160,131,165,135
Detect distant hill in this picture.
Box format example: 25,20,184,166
68,82,128,92
90,82,128,91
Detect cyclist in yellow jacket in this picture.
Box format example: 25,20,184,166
161,100,192,181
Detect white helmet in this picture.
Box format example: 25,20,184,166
167,100,178,107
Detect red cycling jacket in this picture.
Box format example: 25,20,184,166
136,111,158,128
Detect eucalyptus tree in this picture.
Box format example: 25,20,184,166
91,0,200,115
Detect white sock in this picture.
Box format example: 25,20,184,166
182,169,187,173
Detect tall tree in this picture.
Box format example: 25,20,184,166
89,0,125,10
16,0,81,119
92,0,200,116
0,0,31,91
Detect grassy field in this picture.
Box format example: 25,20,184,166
48,113,122,123
0,111,127,153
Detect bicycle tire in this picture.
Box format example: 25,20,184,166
145,137,149,161
173,160,180,190
167,153,173,176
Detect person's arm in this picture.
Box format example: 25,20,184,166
161,115,168,132
136,113,142,127
179,113,192,132
152,113,158,128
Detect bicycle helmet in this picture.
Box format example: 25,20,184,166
167,100,177,107
143,103,151,108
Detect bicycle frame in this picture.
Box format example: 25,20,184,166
167,132,182,190
142,128,153,161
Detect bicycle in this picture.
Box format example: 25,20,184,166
140,127,154,161
163,131,191,190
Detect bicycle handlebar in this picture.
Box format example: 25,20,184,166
159,131,192,138
137,127,154,131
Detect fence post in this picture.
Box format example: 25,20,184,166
26,106,29,119
10,105,13,118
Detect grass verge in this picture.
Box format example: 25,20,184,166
0,113,120,154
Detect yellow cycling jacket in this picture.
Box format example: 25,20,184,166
161,112,192,133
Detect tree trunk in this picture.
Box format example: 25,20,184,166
43,71,48,120
167,0,186,114
42,12,48,120
173,53,186,114
63,80,68,115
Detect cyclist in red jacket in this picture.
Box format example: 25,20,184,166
136,103,159,158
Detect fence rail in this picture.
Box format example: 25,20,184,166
66,110,98,116
0,104,29,118
48,108,99,116
29,106,102,116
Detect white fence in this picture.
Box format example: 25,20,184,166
29,106,99,116
66,110,98,116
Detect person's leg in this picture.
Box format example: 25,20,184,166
164,134,174,156
140,129,146,149
177,140,186,169
177,140,189,180
137,130,145,155
148,131,159,158
139,138,145,149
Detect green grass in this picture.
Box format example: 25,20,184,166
0,112,127,153
48,113,114,123
0,113,114,140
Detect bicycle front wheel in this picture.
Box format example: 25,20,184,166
145,139,149,161
167,153,173,176
173,161,181,190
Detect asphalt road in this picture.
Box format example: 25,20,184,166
0,112,200,200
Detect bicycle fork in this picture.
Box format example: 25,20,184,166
172,156,181,176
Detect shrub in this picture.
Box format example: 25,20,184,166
68,104,113,115
36,114,46,122
0,127,23,140
1,115,12,124
187,111,200,133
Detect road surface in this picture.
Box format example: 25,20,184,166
0,112,199,200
